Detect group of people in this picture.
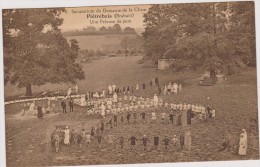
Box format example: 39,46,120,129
51,123,192,152
163,82,182,95
219,129,248,156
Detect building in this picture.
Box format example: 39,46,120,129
158,59,175,70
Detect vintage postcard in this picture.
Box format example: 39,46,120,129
2,1,259,167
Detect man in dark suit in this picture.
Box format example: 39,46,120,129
61,100,66,113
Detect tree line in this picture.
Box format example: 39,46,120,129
142,2,255,74
63,24,137,36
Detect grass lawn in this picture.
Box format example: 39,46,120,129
4,56,259,166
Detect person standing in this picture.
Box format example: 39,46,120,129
133,111,137,124
90,127,95,137
37,106,43,119
151,112,157,123
161,112,166,124
140,111,146,123
172,135,179,147
69,99,74,112
162,136,170,150
126,112,131,124
153,135,160,150
187,109,192,125
169,111,174,124
114,114,118,126
61,100,66,114
119,135,125,149
179,133,185,149
101,120,106,133
95,134,103,148
141,134,150,150
86,132,91,144
63,126,70,146
129,135,138,150
67,87,72,98
184,130,191,151
75,85,79,94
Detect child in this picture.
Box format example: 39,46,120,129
119,135,125,149
141,134,150,150
133,111,137,124
151,112,157,123
121,113,124,124
153,135,160,150
114,114,118,126
126,112,131,124
90,127,95,136
161,112,166,124
86,132,91,144
179,134,184,149
140,111,146,123
76,132,83,149
169,111,174,124
172,135,179,147
95,134,103,148
129,135,138,150
162,136,170,150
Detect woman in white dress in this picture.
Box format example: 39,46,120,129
63,126,70,146
184,130,191,150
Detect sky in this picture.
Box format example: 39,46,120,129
60,4,151,32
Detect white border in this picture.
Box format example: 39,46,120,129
0,0,259,167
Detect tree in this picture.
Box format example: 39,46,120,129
99,26,107,32
83,26,96,32
123,27,136,34
143,2,256,73
3,8,85,96
112,24,122,33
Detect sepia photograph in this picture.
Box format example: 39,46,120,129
2,0,260,166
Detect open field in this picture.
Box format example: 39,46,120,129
65,34,137,51
4,56,260,166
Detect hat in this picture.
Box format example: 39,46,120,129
242,129,246,132
174,135,177,137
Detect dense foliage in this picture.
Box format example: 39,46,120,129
143,2,255,73
3,8,85,95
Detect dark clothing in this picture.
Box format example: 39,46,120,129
96,135,102,143
169,114,174,124
142,83,145,89
180,135,185,148
119,136,125,148
91,128,95,136
133,112,137,123
100,122,105,132
37,106,43,119
70,131,75,144
69,100,73,112
121,115,124,123
61,101,66,113
141,112,146,119
114,115,118,126
162,138,170,146
129,136,137,145
187,109,192,125
76,134,82,144
154,136,159,146
155,78,158,84
158,86,161,95
126,113,131,123
141,137,149,146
